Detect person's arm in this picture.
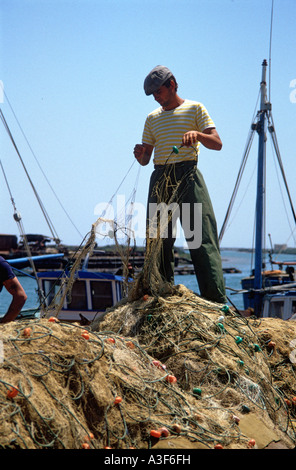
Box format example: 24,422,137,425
182,127,222,150
133,143,154,166
0,277,27,324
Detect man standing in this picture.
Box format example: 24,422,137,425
134,65,226,304
0,256,27,324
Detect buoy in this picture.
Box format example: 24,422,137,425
126,341,135,349
242,405,250,413
235,336,243,344
159,427,169,437
254,344,261,352
166,375,177,384
150,429,161,439
23,327,31,337
247,439,256,448
48,316,59,322
232,414,240,424
193,387,202,396
267,340,276,349
214,444,223,449
221,305,230,313
6,387,19,399
106,337,115,344
172,146,179,154
81,331,90,340
114,396,122,405
82,442,90,449
172,424,181,434
143,294,149,301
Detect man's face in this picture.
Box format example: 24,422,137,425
152,82,174,108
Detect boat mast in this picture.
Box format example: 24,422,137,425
253,59,270,314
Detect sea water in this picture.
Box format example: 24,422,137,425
1,249,295,314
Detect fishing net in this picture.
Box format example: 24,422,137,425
1,154,295,449
1,286,295,449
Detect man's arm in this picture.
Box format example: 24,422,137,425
133,143,154,166
0,277,27,324
182,127,222,150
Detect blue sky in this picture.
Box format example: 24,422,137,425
0,0,295,250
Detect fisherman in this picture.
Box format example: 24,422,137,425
0,255,27,324
134,65,226,304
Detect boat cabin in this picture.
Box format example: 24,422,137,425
37,270,124,322
262,291,296,321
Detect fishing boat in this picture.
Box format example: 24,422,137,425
36,269,125,323
220,60,296,320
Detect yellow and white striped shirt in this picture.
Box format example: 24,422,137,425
142,99,215,165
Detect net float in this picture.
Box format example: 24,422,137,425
150,429,161,439
166,375,177,384
172,424,181,433
6,387,19,399
247,439,256,448
158,427,169,437
23,327,31,337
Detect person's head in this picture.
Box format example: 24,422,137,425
144,65,179,109
144,65,178,96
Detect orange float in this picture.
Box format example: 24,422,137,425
23,327,31,337
114,396,122,405
7,387,19,399
247,439,256,448
150,430,161,439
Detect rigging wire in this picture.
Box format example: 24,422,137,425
0,109,60,244
218,90,260,243
1,89,83,239
267,112,296,225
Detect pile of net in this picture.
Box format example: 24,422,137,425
0,284,296,449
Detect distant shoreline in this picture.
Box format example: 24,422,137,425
220,247,296,254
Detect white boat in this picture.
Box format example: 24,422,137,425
37,269,124,323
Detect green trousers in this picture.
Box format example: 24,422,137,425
147,161,227,304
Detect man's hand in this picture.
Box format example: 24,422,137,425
182,131,199,147
133,143,153,166
182,128,222,150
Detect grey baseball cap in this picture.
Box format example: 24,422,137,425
143,65,173,95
